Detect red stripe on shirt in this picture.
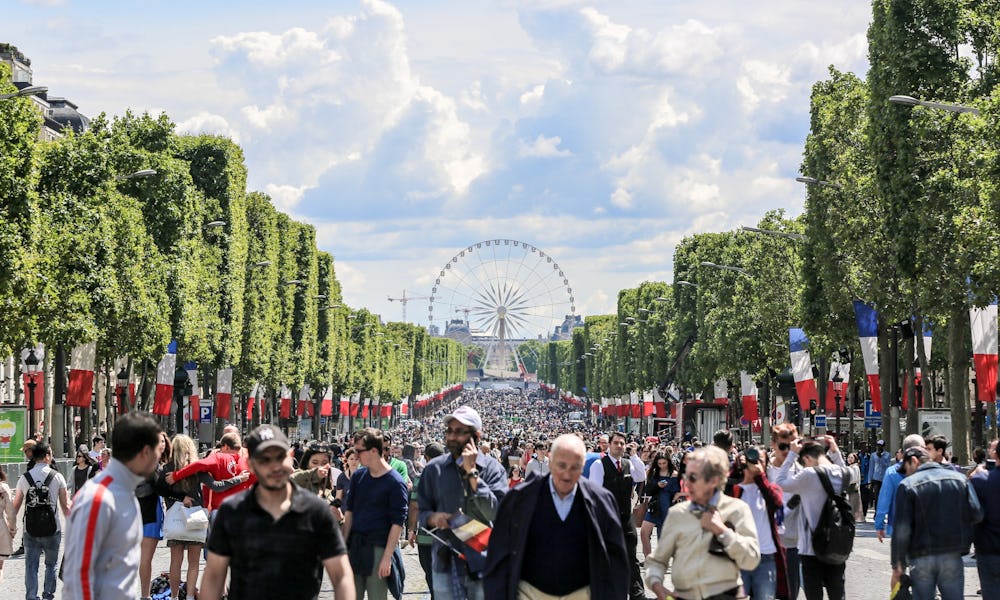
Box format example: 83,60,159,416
80,476,114,600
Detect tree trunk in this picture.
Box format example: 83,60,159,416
914,315,933,409
947,311,970,464
878,315,893,444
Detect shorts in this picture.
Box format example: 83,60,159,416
166,539,204,548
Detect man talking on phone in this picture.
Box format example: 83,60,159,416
417,406,508,600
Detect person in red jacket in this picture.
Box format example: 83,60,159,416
166,433,254,511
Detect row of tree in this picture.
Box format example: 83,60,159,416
0,65,466,437
540,0,1000,462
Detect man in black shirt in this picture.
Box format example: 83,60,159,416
200,425,355,600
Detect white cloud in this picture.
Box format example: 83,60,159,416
736,59,792,111
517,134,572,158
263,183,311,213
519,84,545,106
176,112,241,143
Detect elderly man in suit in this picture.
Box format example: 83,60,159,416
485,434,628,600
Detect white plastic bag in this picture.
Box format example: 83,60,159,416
163,503,208,543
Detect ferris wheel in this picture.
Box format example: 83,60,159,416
428,239,576,376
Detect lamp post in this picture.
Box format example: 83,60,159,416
888,95,980,116
24,349,40,439
832,368,844,446
699,261,752,277
117,366,129,415
0,85,48,101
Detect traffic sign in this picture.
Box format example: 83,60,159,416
814,415,827,428
865,417,881,429
864,400,881,419
199,406,213,423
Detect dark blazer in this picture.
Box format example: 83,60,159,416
484,474,629,600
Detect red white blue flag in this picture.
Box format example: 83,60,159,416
66,342,95,409
153,341,177,416
853,301,882,412
216,368,233,420
971,302,998,403
740,371,759,423
185,362,200,419
789,328,818,407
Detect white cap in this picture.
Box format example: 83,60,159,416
444,405,482,432
877,439,885,445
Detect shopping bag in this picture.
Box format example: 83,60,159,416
185,506,209,530
163,503,208,543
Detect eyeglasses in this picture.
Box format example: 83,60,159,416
445,428,472,437
354,446,373,454
777,442,790,451
684,473,702,483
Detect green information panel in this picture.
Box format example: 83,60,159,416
0,406,27,463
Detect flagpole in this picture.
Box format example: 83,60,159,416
419,527,467,560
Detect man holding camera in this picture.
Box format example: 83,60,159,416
589,431,647,600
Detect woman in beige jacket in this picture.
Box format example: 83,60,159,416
646,446,761,600
0,465,16,585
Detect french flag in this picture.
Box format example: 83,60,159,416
297,385,313,417
349,393,360,417
66,343,95,409
279,385,292,419
642,390,655,417
789,328,819,407
339,395,350,417
740,371,759,422
216,368,233,420
630,391,641,418
257,384,267,421
853,301,882,412
320,387,334,417
185,362,200,419
903,323,933,409
246,382,259,421
824,362,851,415
152,341,177,416
400,396,409,417
380,400,392,418
714,377,728,403
971,302,998,403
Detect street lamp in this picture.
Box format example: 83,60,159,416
117,366,129,414
284,279,302,286
889,95,980,116
24,349,40,439
205,220,226,229
0,85,48,101
699,261,751,277
675,280,697,288
832,368,844,445
795,176,842,190
741,226,806,241
253,260,272,268
117,169,158,181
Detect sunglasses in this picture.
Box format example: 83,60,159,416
778,442,790,451
684,473,702,483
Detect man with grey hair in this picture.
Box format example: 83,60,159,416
891,445,982,599
874,434,926,543
485,435,628,600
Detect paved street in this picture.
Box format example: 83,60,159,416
0,519,985,598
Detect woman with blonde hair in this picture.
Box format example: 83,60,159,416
160,433,246,600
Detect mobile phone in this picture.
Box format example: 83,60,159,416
744,447,760,464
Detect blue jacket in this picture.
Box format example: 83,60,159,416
971,468,1000,555
890,462,983,568
859,453,871,485
869,451,892,482
484,475,629,600
873,463,904,535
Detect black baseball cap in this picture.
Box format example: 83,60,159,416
245,425,290,458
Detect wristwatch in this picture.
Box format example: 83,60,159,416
465,469,480,479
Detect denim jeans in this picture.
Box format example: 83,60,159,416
909,552,964,600
24,532,61,600
740,552,777,599
432,570,484,600
977,554,1000,600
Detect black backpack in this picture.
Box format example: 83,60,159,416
810,466,855,564
24,471,58,537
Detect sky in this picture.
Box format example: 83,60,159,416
4,0,873,338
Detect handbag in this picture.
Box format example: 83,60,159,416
631,498,649,528
163,503,208,543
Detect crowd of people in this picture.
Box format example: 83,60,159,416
1,385,999,600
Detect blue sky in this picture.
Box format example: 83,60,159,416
5,0,872,336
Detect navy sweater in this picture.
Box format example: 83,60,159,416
345,466,409,537
520,489,589,595
971,468,1000,555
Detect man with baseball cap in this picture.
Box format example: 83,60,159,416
200,425,355,600
417,406,508,600
868,439,892,508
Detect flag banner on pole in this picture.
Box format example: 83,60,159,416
21,372,44,409
153,340,177,416
853,300,882,412
652,387,666,418
971,302,998,403
297,384,313,417
642,390,654,417
320,387,333,417
350,393,360,417
789,328,819,407
401,397,409,416
380,400,392,418
258,385,267,421
905,323,933,409
824,362,851,415
630,391,641,418
740,371,759,422
340,395,350,417
184,361,200,418
714,377,728,403
362,398,370,419
447,512,492,554
65,342,96,408
279,385,292,419
216,368,233,420
246,382,259,420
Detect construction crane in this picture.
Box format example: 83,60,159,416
387,289,431,322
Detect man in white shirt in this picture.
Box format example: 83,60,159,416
12,442,71,600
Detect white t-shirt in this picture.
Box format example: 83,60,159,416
16,463,68,533
737,482,777,554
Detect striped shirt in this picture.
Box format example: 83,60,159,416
61,458,146,600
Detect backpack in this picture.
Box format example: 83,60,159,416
24,471,58,537
810,466,855,564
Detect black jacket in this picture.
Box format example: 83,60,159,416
484,475,629,600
